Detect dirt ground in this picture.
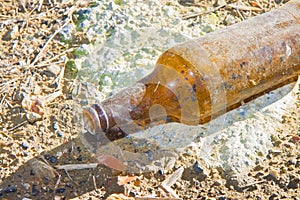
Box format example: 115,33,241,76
0,0,299,199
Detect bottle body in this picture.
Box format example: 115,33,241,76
83,0,300,140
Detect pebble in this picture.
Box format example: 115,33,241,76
31,184,39,196
3,185,17,193
58,23,74,43
287,166,294,171
53,121,59,130
56,188,66,193
296,161,300,168
253,164,264,171
2,25,19,41
283,142,295,149
268,149,282,156
213,180,222,186
268,169,280,180
30,159,56,182
48,156,58,163
290,135,300,144
12,90,26,102
33,84,41,95
56,151,63,158
57,131,63,137
22,183,30,191
287,158,297,166
43,65,61,77
193,161,203,173
269,160,279,165
21,141,30,149
77,155,83,161
65,183,73,188
287,178,300,189
26,112,42,124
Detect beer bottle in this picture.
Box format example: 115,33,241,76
82,0,300,141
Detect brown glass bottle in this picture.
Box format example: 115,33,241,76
83,0,300,141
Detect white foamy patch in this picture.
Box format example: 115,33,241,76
131,78,299,174
190,78,298,174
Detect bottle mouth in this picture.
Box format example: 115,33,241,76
82,104,109,135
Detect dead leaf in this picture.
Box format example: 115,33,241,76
117,175,137,186
96,154,127,171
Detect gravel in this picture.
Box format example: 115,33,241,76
1,0,299,199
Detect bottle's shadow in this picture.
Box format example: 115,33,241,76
0,81,297,199
0,137,124,199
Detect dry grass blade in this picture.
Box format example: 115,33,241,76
30,20,71,66
227,3,263,11
182,3,226,20
55,163,99,170
44,91,62,104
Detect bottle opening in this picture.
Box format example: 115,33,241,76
82,106,101,135
82,104,110,135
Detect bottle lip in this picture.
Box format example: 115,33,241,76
91,104,109,131
82,105,107,135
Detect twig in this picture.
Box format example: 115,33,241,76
29,0,82,66
54,173,62,189
35,60,65,67
180,2,205,8
182,2,263,20
227,3,263,11
54,65,65,90
0,130,13,140
235,6,245,21
37,47,74,66
93,175,98,192
182,3,226,20
4,99,13,109
55,163,99,170
242,180,266,188
38,155,62,189
30,19,71,66
1,93,7,105
0,8,56,25
64,169,74,182
8,120,28,132
38,0,44,12
44,91,62,104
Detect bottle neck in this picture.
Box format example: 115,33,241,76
82,50,211,140
83,66,187,140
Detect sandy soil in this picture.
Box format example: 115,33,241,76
0,0,299,199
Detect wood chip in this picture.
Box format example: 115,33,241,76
160,167,184,198
55,163,98,170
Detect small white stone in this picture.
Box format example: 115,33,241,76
26,112,42,123
22,183,31,191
